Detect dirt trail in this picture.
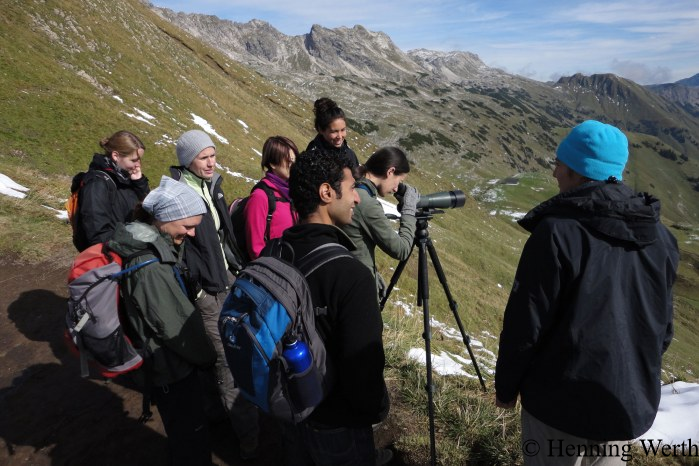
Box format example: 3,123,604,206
0,257,403,466
0,258,284,466
0,250,408,466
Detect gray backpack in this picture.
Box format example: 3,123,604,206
219,241,351,423
66,243,159,378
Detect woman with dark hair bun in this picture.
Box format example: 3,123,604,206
306,97,360,167
341,146,419,300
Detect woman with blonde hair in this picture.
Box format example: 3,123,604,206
73,130,149,251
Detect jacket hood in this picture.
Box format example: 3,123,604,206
283,223,357,254
168,165,222,193
108,222,179,264
518,181,662,246
88,153,131,185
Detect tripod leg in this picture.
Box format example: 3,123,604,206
380,253,411,311
425,239,487,392
417,240,438,466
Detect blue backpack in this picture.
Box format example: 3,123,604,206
219,241,351,423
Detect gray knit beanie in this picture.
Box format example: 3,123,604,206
176,130,215,168
142,176,206,222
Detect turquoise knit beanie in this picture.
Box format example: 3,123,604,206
556,120,628,181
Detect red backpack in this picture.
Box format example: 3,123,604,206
65,242,158,378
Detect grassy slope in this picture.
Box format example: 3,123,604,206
1,1,698,464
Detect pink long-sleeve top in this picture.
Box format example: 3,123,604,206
243,178,297,259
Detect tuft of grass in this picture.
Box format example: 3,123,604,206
382,300,521,465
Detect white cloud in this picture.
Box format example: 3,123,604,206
610,60,672,85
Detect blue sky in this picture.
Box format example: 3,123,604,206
152,0,699,85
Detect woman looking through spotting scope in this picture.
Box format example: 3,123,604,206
341,146,419,300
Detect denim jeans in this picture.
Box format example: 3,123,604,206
282,421,376,466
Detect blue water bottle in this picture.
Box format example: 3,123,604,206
282,338,322,409
282,338,312,374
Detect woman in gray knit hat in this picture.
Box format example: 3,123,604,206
108,176,216,466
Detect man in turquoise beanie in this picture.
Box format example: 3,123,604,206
495,120,679,465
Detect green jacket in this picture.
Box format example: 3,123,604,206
342,178,416,287
109,222,216,386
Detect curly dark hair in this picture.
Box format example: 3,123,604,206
290,148,353,220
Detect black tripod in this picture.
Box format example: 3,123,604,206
380,209,487,466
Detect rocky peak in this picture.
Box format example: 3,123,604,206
300,23,421,78
408,49,500,83
152,6,506,83
556,73,636,101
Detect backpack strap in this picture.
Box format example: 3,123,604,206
94,170,117,190
252,181,286,242
79,170,117,195
294,243,352,340
356,180,376,198
262,237,292,261
295,243,353,277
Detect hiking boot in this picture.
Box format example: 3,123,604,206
375,448,393,465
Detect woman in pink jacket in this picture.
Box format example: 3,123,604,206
244,136,299,259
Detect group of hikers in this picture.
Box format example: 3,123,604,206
70,91,679,466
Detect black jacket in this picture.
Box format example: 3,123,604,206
169,167,245,295
306,134,359,167
74,154,149,251
495,181,679,440
282,223,388,427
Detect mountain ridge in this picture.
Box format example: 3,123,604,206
646,73,699,118
152,6,699,219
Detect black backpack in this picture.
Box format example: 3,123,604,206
66,171,115,252
229,181,289,262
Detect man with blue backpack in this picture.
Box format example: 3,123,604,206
280,149,391,465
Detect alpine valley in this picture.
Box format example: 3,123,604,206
155,6,699,223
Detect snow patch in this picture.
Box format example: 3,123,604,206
238,119,249,134
191,113,229,144
0,173,29,199
408,348,477,377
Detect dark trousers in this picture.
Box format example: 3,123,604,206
152,370,212,466
282,420,375,466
